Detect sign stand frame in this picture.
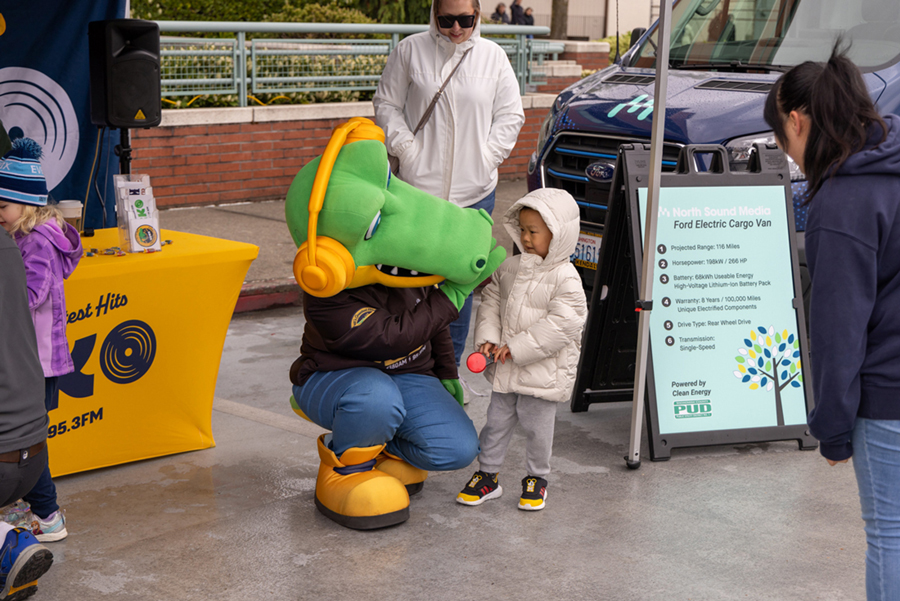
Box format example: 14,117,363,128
597,142,817,461
625,0,673,470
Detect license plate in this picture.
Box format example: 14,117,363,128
570,230,602,270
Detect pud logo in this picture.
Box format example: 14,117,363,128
674,400,712,419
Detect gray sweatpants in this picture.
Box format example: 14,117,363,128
477,391,557,477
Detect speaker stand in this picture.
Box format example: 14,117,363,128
115,128,132,175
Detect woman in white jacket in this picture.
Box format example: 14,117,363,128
456,188,587,511
373,0,525,366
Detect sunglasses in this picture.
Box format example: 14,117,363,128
437,14,477,28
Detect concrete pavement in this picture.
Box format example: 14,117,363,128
37,303,865,600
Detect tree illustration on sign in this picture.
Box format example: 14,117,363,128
733,326,802,426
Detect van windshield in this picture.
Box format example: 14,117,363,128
630,0,900,71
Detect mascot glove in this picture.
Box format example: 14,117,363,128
439,240,506,311
441,378,465,406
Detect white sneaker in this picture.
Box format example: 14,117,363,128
33,511,67,543
459,376,487,405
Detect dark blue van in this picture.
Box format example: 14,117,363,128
527,0,900,290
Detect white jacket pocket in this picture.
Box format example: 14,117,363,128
515,356,557,391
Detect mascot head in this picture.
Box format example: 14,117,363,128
286,118,498,297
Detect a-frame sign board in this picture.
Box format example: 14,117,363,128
572,143,817,460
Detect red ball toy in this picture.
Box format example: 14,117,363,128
466,352,495,373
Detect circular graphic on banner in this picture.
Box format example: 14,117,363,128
134,225,159,248
0,67,79,191
100,320,157,384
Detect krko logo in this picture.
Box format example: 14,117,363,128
60,320,157,398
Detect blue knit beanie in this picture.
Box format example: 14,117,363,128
0,138,48,206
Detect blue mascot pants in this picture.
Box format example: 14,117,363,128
293,368,480,471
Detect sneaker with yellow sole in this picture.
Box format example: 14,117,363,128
456,471,502,506
518,476,547,511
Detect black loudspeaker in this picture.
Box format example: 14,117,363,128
88,19,161,129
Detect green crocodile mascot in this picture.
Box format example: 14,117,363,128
285,118,506,529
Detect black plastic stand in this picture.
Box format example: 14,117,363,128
115,127,132,175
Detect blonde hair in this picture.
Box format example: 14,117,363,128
10,205,66,236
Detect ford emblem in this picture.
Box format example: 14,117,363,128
585,161,615,182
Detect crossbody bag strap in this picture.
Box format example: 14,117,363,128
412,46,473,135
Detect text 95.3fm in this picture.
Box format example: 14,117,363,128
48,408,103,439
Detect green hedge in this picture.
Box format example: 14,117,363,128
132,0,435,26
597,31,631,59
260,3,380,38
132,0,291,23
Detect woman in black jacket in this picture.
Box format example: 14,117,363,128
522,6,534,26
764,43,900,601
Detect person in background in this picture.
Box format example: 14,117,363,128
0,157,55,600
0,139,81,544
523,7,534,25
456,189,587,511
510,0,524,25
763,42,900,601
490,3,510,23
522,7,534,38
373,0,525,374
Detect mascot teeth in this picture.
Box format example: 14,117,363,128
374,264,433,278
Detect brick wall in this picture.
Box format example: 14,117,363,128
131,97,554,209
561,51,610,72
501,106,546,179
536,76,584,95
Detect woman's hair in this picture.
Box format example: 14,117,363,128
495,3,505,11
10,204,65,236
764,40,886,201
434,0,481,18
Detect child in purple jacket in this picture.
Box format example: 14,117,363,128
0,138,81,542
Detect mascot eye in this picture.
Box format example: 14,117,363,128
365,211,382,240
386,165,392,188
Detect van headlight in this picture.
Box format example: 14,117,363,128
725,132,805,181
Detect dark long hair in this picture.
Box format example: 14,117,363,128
763,40,886,202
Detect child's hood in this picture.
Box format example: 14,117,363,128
503,188,580,267
28,221,82,278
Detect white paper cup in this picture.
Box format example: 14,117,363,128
57,200,83,232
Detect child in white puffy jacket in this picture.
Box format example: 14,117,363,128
456,188,587,511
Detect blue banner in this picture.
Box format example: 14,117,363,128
0,1,126,229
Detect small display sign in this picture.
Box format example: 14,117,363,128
637,186,807,435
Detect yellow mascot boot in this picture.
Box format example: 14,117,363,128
375,451,428,496
315,434,410,530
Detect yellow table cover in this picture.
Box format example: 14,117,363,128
51,229,258,476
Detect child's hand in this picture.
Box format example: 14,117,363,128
494,345,511,364
479,342,496,356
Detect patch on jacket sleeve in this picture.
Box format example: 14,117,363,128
351,307,377,328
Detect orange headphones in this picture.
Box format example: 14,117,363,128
293,117,385,297
294,117,445,297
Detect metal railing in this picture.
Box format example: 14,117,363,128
155,21,554,106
